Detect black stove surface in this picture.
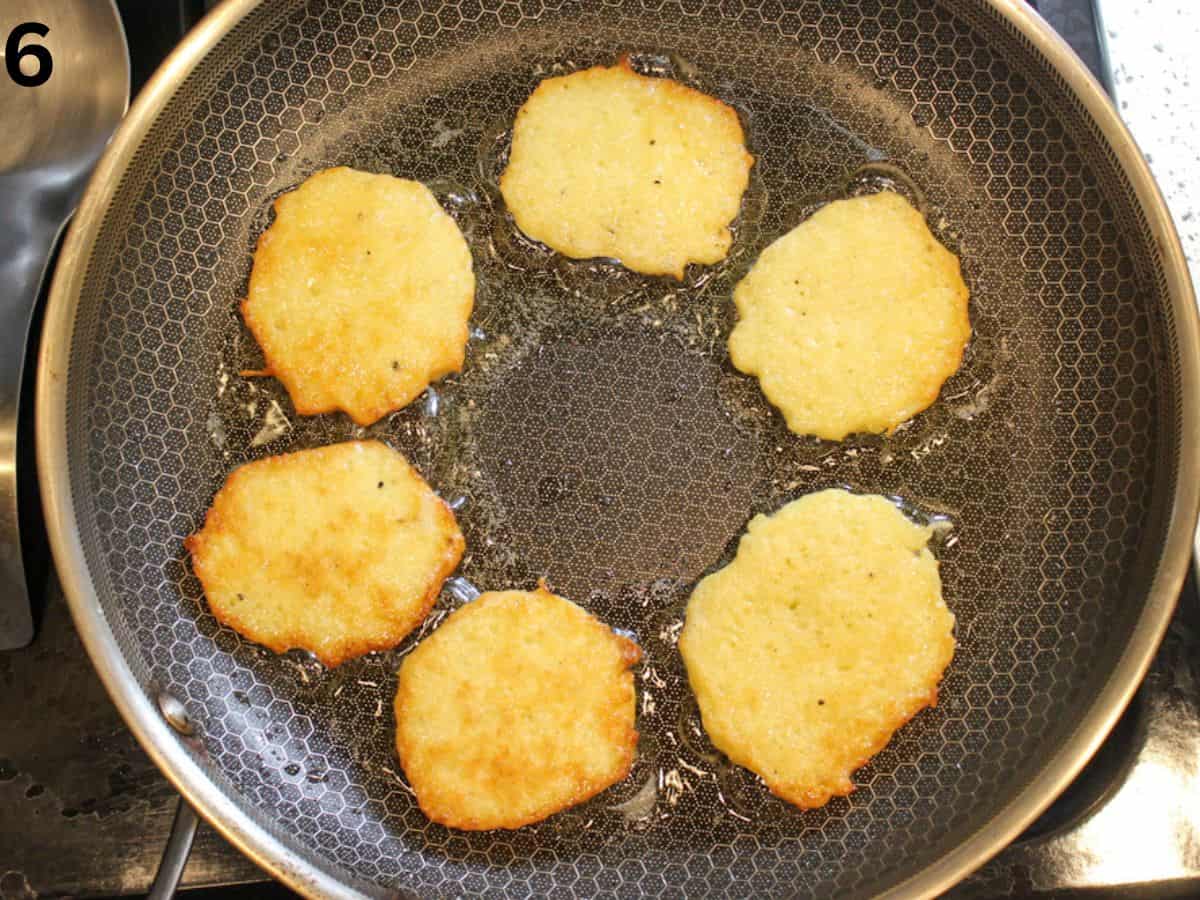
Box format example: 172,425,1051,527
2,1,1197,897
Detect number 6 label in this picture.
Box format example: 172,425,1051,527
6,22,53,88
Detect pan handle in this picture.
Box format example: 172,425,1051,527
148,797,199,899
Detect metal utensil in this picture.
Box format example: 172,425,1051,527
0,0,128,648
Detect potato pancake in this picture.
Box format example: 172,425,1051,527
679,489,955,809
186,440,463,668
394,585,641,830
499,59,753,279
243,167,474,426
729,190,971,440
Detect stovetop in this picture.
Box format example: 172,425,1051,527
2,1,1198,897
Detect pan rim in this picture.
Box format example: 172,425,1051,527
35,0,1200,897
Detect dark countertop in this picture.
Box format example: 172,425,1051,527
0,574,263,898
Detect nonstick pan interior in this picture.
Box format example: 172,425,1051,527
41,0,1196,896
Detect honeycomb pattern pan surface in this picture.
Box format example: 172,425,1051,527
36,0,1200,897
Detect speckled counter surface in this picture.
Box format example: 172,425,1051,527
1097,0,1200,564
1099,0,1199,279
0,577,264,897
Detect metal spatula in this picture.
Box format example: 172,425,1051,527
0,0,128,648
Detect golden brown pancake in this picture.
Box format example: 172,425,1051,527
394,584,641,830
243,167,474,426
679,489,955,809
500,59,753,278
729,190,971,440
186,440,463,667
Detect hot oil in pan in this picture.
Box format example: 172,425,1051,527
202,52,991,834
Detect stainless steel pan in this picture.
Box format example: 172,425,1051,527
37,0,1200,896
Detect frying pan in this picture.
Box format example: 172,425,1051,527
36,0,1199,896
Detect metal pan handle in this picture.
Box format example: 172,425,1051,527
148,798,200,900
